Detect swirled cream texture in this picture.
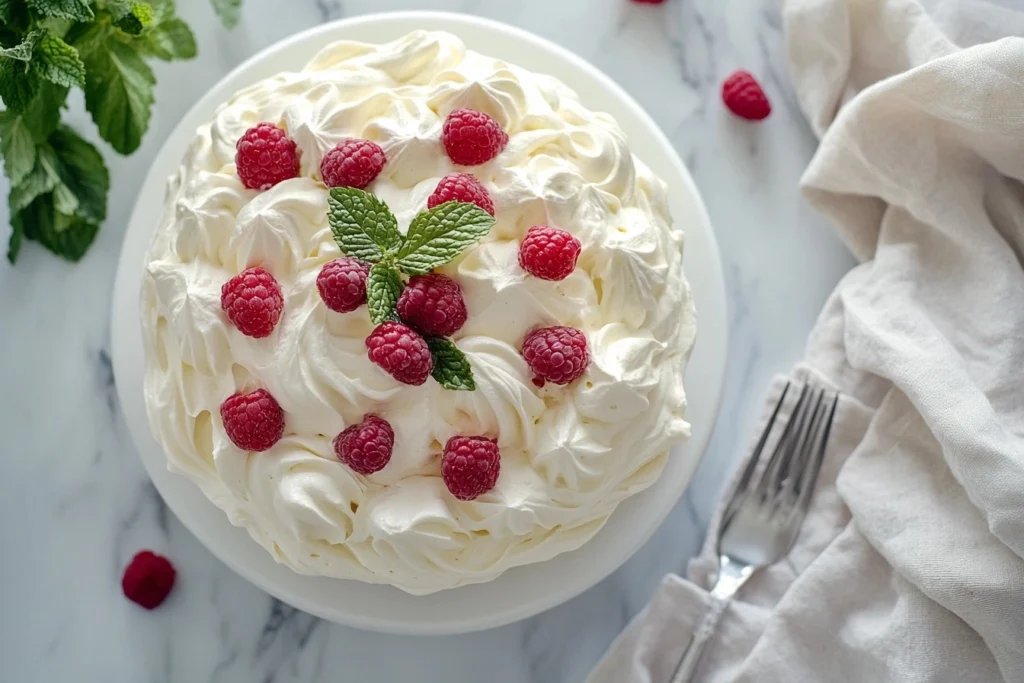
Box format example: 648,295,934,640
141,31,696,594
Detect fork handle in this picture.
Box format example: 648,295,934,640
668,596,728,683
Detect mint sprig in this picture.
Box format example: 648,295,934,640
326,187,496,391
0,0,242,264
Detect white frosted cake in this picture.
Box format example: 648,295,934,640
141,30,696,595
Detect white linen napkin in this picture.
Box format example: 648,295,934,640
587,0,1024,680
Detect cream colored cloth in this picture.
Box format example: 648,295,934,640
588,0,1024,681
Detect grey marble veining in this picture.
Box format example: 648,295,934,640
0,0,855,681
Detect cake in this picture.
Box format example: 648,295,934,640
141,30,696,595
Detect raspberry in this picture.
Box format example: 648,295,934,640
427,173,495,216
442,108,508,166
317,257,370,313
334,414,394,475
221,267,284,338
121,550,176,610
442,436,500,501
235,123,299,190
396,274,467,337
320,138,386,189
519,225,582,281
365,322,433,386
522,326,590,386
721,70,771,121
220,388,285,451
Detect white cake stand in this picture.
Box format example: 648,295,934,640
110,11,727,635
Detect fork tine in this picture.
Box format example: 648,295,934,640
774,387,827,505
755,383,811,508
793,391,837,514
719,382,791,528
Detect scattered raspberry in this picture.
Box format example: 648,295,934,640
221,267,284,338
396,274,468,337
334,414,394,475
121,550,176,610
522,326,590,386
427,173,495,216
442,436,500,501
317,257,370,313
519,225,582,281
220,388,285,451
721,70,771,121
365,322,434,386
235,123,299,190
442,108,508,166
320,138,386,189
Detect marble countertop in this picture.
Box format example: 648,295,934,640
0,0,854,681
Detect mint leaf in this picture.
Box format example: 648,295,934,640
15,193,98,261
49,125,108,223
210,0,241,28
396,201,496,275
7,214,23,262
0,29,42,62
9,143,59,211
366,262,403,325
141,18,196,60
33,31,85,87
79,36,155,154
146,0,173,23
426,337,475,391
22,80,67,141
25,0,93,21
327,187,402,263
0,56,39,112
0,113,36,184
110,1,154,35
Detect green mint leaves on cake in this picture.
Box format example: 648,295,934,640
0,0,239,264
327,186,495,391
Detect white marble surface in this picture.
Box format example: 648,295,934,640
0,0,854,681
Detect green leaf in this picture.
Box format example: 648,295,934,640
396,201,496,275
426,337,475,391
9,143,59,211
140,17,195,60
0,113,36,184
145,0,173,23
22,80,67,142
327,187,402,263
14,193,98,261
33,31,85,87
210,0,240,28
366,262,403,325
0,56,39,112
0,29,42,62
110,0,154,35
49,124,108,222
80,37,155,154
25,0,93,21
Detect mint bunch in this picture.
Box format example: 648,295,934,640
328,187,496,390
0,0,240,264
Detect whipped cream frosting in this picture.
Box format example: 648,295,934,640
141,30,696,594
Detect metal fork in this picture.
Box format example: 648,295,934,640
669,382,838,683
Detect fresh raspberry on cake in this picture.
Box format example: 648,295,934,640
442,436,500,501
442,108,508,166
522,326,590,386
519,225,582,281
235,122,299,190
121,550,176,610
320,138,386,189
721,70,771,121
221,267,284,338
396,273,467,337
220,388,285,451
317,257,370,313
365,322,433,386
334,414,394,475
428,173,495,216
